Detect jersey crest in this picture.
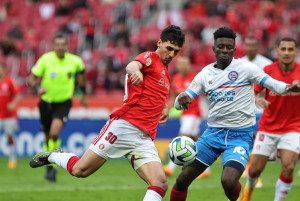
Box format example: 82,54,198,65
228,71,238,81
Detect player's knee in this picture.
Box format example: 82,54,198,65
282,163,295,175
221,178,236,192
249,165,262,178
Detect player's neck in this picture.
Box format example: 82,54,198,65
279,61,294,73
248,55,256,61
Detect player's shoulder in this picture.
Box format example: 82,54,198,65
257,54,272,63
65,52,83,62
39,51,55,60
262,61,277,73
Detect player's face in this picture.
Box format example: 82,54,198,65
157,40,181,66
276,41,298,65
176,56,190,76
245,39,258,58
213,38,236,67
53,38,68,58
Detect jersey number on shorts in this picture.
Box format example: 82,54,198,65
233,146,246,155
105,132,117,144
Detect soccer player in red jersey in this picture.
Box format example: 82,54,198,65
30,25,185,201
0,62,22,169
163,56,209,177
240,37,300,201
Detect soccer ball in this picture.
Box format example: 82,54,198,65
168,136,198,166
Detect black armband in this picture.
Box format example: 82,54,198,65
79,86,86,94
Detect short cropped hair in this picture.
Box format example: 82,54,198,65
54,34,68,41
213,27,237,41
277,37,297,47
160,25,185,47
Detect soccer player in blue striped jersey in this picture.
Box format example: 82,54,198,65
169,27,300,201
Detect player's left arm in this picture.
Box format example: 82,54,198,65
126,61,143,86
158,103,169,124
247,63,299,94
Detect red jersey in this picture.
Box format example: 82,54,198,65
172,72,201,117
0,77,20,119
254,61,300,134
111,52,170,140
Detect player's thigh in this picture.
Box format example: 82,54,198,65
38,100,52,131
179,115,201,137
52,100,72,125
2,118,18,135
279,149,299,171
252,132,278,157
136,161,167,188
277,132,300,155
90,118,148,161
73,149,106,177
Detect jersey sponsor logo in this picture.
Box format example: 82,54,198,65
146,58,152,66
228,71,238,81
50,72,57,79
158,78,170,89
1,83,8,91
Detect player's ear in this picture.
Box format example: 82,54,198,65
157,39,162,48
212,45,215,53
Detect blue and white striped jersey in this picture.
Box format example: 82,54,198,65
185,58,270,128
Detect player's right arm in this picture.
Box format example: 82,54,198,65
126,61,143,86
27,56,47,95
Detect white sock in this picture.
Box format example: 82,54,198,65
143,190,162,201
274,178,292,201
48,152,76,170
167,160,177,171
247,169,258,188
9,144,16,161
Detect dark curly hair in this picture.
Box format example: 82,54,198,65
160,25,185,47
213,27,236,42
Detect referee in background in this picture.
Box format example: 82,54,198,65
28,34,87,182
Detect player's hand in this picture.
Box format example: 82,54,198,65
286,84,300,92
130,71,143,86
37,88,47,95
159,104,169,124
255,97,270,109
177,92,192,110
80,94,88,107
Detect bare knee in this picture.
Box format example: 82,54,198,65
221,177,237,193
249,165,263,178
158,178,168,192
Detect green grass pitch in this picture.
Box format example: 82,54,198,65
1,158,299,201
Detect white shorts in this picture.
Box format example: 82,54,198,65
252,131,300,156
0,118,18,135
89,117,161,170
179,115,201,137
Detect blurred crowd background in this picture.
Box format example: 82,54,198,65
1,0,300,95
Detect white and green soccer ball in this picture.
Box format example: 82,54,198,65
168,136,198,166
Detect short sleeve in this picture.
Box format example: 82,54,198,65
76,56,85,72
134,52,153,69
31,57,45,77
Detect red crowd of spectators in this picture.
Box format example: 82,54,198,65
0,0,299,95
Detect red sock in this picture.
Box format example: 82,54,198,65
148,186,166,198
224,181,241,201
67,156,80,175
170,186,187,201
279,173,293,183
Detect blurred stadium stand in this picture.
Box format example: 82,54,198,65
0,0,300,95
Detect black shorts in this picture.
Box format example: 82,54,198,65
38,99,72,132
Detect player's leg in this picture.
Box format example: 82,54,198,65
170,127,219,201
274,132,299,201
170,162,208,201
4,118,18,169
221,165,243,201
240,132,275,201
136,162,168,201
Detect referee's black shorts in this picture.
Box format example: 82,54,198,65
38,99,72,132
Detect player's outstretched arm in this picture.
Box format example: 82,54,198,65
174,92,192,111
126,61,143,86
